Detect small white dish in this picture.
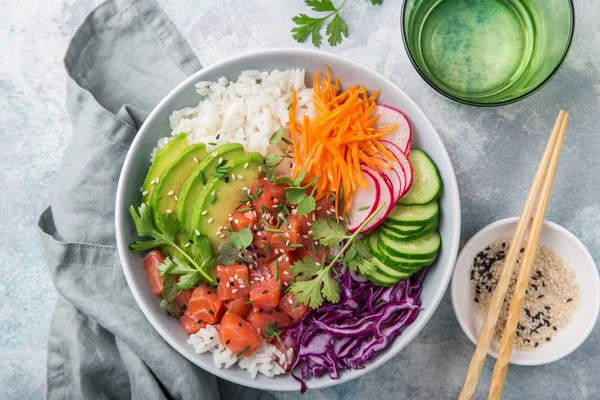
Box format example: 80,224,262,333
452,217,600,366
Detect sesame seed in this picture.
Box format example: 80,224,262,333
184,243,191,248
234,219,240,224
166,209,173,214
218,157,223,164
202,210,208,215
219,234,226,238
174,195,178,201
195,230,200,236
208,218,214,224
231,289,238,294
142,191,148,196
238,174,244,180
212,152,218,157
258,166,262,172
193,157,199,163
228,217,233,221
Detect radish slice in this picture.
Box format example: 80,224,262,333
348,166,394,233
377,163,403,204
374,105,412,154
381,139,413,197
363,165,396,218
345,168,381,232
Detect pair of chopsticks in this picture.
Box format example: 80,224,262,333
459,110,570,400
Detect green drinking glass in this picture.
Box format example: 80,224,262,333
402,0,575,106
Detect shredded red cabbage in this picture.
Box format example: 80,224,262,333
285,268,427,393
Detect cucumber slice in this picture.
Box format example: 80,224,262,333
399,149,442,205
376,240,437,271
382,221,428,234
364,268,399,287
372,258,412,280
379,230,441,260
381,219,438,241
386,201,438,226
367,232,386,260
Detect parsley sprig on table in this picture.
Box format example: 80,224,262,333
289,202,386,308
291,0,384,47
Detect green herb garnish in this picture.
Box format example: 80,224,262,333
289,203,386,308
236,346,251,357
217,227,254,266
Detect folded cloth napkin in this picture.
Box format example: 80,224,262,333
37,1,274,398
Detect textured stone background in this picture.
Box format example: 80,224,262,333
1,0,598,399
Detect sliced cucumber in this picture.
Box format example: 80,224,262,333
381,219,438,241
386,201,438,226
399,149,442,205
379,230,441,260
382,221,428,234
364,268,398,287
376,240,437,271
371,258,412,280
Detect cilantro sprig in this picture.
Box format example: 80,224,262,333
290,202,386,308
129,203,213,283
291,0,384,47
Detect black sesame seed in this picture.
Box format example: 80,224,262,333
197,319,203,324
474,298,479,303
238,322,243,327
258,308,263,313
535,342,539,347
275,307,281,313
182,304,187,311
226,340,230,344
216,277,221,283
209,310,215,315
520,248,525,253
262,290,268,294
546,337,551,341
538,295,544,299
267,310,273,314
210,336,214,340
566,298,572,302
553,326,557,331
262,236,267,240
225,177,230,183
544,306,551,310
230,281,235,286
216,134,221,140
537,271,543,277
207,291,212,295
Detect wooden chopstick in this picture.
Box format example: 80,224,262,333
458,110,568,400
487,113,569,399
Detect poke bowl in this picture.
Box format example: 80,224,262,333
115,48,461,391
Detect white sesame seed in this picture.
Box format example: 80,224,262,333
273,198,279,203
208,218,214,224
315,262,321,267
237,174,244,180
231,174,236,181
285,240,290,246
234,219,240,224
258,166,262,172
211,190,216,197
302,235,309,239
288,297,293,303
193,157,199,163
308,230,313,235
284,271,290,276
314,241,319,245
288,224,292,229
285,256,289,262
239,285,245,289
247,189,251,195
212,152,218,157
326,210,332,215
218,157,223,164
155,177,159,183
194,230,200,236
307,222,312,227
168,190,174,196
285,232,290,238
242,186,248,191
184,242,191,248
220,234,226,238
244,163,249,169
202,210,208,215
231,289,238,294
142,191,148,196
174,195,178,201
166,209,173,214
228,217,233,222
234,274,238,279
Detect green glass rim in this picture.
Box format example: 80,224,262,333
400,0,576,107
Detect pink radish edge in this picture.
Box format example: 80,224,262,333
345,168,381,232
381,139,413,198
376,104,412,154
355,165,395,234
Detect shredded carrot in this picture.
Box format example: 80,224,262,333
288,69,398,217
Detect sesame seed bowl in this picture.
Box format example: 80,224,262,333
451,217,600,366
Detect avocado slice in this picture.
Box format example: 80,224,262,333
151,143,208,230
176,143,245,236
191,152,264,250
141,133,188,203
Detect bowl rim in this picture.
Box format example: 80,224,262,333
115,47,461,391
451,216,600,366
400,0,576,107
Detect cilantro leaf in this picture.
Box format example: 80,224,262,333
128,203,213,283
290,278,324,308
291,256,322,281
310,218,349,247
160,298,181,318
321,271,341,303
177,271,202,290
162,275,178,303
326,13,348,46
306,0,336,12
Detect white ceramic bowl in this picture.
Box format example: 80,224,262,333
115,48,461,391
452,217,600,365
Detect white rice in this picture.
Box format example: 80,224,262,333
187,324,293,378
151,69,313,161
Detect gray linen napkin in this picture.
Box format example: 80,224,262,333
37,1,274,399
